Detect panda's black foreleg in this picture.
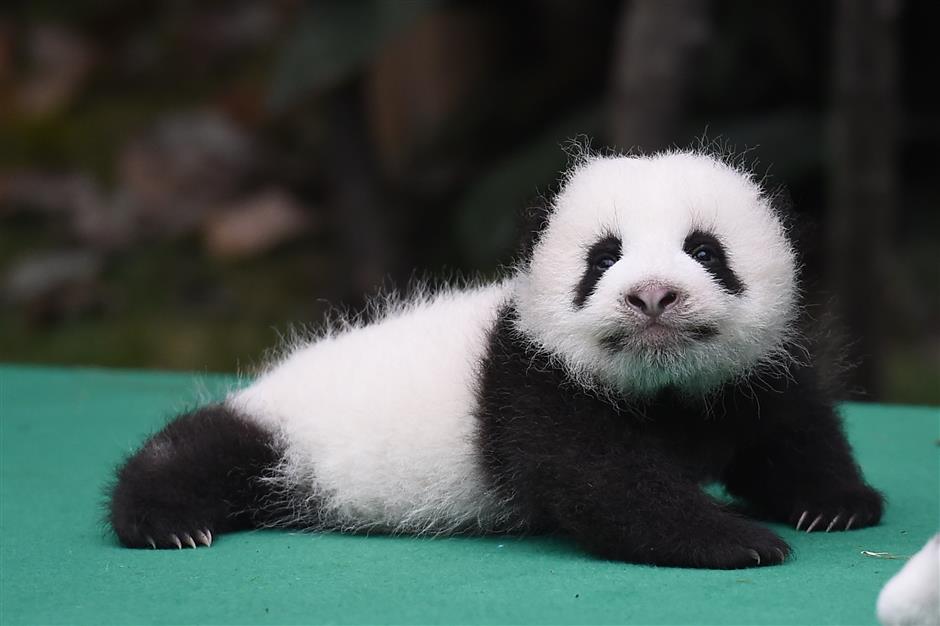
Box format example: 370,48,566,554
109,405,285,549
538,444,791,569
722,388,883,534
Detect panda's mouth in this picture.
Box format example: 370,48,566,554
638,323,675,341
684,324,720,340
599,322,719,352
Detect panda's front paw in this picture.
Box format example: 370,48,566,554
699,522,791,568
789,485,884,533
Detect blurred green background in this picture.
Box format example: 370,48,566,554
0,0,937,403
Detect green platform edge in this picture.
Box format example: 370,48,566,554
1,365,937,626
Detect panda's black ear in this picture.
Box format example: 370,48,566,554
516,197,553,262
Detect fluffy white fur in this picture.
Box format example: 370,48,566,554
228,150,799,533
230,281,518,533
877,534,940,626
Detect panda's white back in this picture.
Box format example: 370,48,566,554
229,280,515,533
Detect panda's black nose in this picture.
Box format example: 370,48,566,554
626,285,681,317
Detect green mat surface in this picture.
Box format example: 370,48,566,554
1,365,937,626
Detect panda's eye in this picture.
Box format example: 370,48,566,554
593,254,617,272
692,245,717,265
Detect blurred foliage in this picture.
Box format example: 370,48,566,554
268,1,435,112
0,219,329,372
0,0,937,403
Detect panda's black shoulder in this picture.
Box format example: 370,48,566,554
474,304,577,421
707,320,847,432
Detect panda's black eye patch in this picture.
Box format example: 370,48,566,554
574,235,622,308
683,230,744,295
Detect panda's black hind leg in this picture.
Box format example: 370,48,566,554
109,404,284,549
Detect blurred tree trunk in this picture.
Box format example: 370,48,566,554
325,81,402,299
827,0,901,398
608,0,709,151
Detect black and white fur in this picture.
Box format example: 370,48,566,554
109,150,883,568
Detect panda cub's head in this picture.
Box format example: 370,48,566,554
513,151,799,397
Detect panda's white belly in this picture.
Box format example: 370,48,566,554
229,281,514,533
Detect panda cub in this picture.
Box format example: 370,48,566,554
109,150,883,569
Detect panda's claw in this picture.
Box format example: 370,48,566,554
825,515,841,533
194,529,211,547
805,514,823,533
747,549,761,565
182,533,197,549
146,536,156,549
205,529,212,545
846,514,857,531
170,534,182,549
795,510,808,531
